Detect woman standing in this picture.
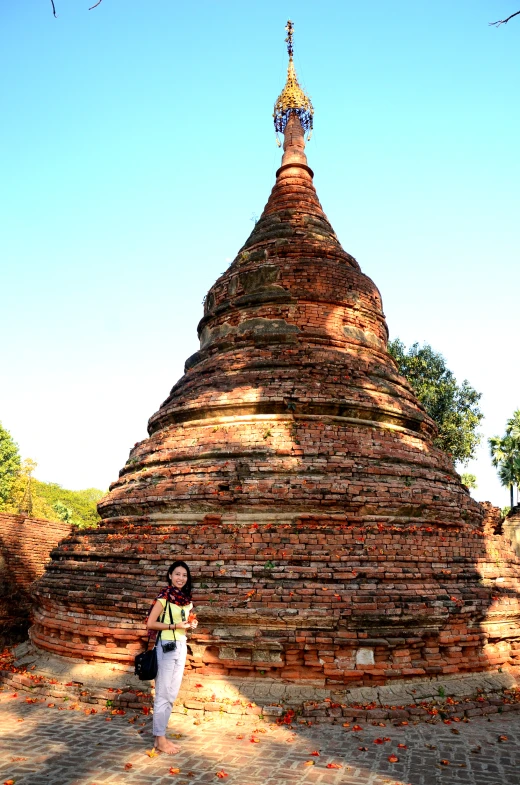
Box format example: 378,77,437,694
147,560,198,754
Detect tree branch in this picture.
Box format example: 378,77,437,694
50,0,103,14
489,10,520,26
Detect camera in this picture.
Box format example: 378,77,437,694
161,641,177,653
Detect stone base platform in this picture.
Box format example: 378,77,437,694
2,640,520,724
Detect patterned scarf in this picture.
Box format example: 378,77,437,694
156,584,192,607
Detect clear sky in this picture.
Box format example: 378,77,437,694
1,1,518,506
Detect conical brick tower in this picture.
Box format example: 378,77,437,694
33,22,520,696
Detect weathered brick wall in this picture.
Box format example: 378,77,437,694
504,505,520,557
480,501,503,536
0,513,71,643
32,513,520,685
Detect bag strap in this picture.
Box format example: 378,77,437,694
155,603,168,648
165,601,177,643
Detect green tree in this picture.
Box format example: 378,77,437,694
33,481,104,528
388,339,483,465
489,410,520,509
461,473,477,491
53,501,76,524
0,421,22,510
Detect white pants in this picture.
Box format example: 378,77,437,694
152,637,187,737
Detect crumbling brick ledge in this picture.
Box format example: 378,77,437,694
2,641,520,726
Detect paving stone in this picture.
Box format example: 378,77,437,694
2,689,520,784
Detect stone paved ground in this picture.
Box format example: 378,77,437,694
1,687,519,785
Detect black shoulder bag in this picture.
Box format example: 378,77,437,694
134,602,175,681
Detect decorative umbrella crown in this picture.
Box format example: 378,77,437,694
273,20,314,138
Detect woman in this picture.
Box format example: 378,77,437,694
147,560,198,754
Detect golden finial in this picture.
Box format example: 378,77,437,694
274,20,314,143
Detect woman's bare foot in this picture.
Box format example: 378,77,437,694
154,736,180,754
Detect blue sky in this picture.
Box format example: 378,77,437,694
1,1,518,506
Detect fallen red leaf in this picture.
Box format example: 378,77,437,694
498,735,508,742
169,768,180,775
309,750,320,756
124,763,133,770
358,746,368,751
216,771,228,779
397,743,407,749
303,761,315,766
373,738,384,744
250,737,260,743
47,703,55,708
326,763,342,769
388,754,399,763
352,724,363,731
440,760,450,766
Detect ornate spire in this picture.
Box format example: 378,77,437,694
273,20,314,141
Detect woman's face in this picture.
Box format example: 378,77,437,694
170,565,188,589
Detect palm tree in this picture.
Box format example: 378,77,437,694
506,409,520,442
489,411,520,509
498,455,520,509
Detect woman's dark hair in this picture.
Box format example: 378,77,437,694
166,560,192,596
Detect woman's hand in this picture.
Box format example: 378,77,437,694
175,620,191,630
190,619,199,628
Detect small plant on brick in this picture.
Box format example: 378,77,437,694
106,699,113,707
265,560,275,570
263,429,272,440
438,686,446,698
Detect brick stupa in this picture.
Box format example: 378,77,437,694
32,23,520,696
